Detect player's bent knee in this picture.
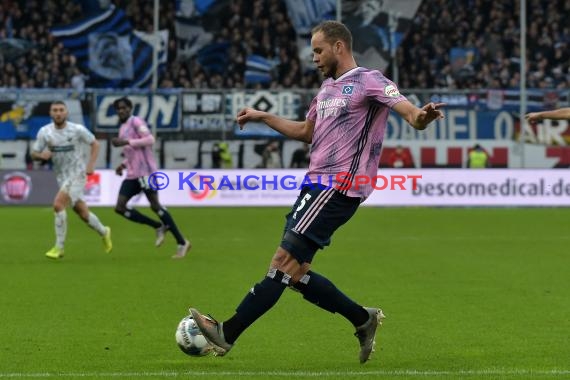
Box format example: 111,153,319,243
53,200,66,212
266,268,295,286
270,247,292,267
53,196,68,212
270,250,310,283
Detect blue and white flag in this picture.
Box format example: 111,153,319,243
175,15,214,59
284,0,336,35
283,0,336,72
76,0,113,15
51,5,166,88
196,42,230,74
88,32,133,80
0,38,33,62
342,0,422,71
245,55,278,84
175,0,231,60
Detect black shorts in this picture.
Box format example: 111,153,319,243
280,186,360,264
119,177,157,200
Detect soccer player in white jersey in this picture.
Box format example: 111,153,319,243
32,101,112,259
189,21,444,362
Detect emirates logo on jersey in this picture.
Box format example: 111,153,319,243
384,85,400,97
1,172,31,203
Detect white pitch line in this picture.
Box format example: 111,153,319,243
1,369,570,378
347,235,570,241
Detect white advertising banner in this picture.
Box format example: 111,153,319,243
366,169,570,206
86,169,570,207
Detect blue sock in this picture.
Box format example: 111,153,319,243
156,208,185,245
292,271,369,327
223,273,287,344
119,208,161,228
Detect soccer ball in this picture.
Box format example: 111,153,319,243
175,315,213,357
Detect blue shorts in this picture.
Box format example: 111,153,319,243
280,186,360,264
119,178,157,200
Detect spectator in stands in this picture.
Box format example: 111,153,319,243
218,142,233,168
386,145,414,168
290,143,310,168
398,0,570,90
71,67,87,94
212,142,233,169
212,142,222,168
467,143,490,168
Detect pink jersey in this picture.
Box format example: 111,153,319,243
118,115,157,179
306,67,407,200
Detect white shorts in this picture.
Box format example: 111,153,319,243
58,176,86,206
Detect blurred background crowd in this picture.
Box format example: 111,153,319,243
1,0,569,91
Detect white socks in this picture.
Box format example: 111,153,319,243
55,210,67,249
87,212,107,235
55,211,106,249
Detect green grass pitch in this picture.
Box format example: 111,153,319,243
1,206,569,379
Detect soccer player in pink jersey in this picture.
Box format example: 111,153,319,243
190,21,444,362
111,97,190,259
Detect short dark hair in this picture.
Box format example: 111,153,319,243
113,96,132,109
311,21,353,52
50,100,67,108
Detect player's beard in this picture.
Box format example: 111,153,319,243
118,114,130,123
53,117,66,128
324,60,338,79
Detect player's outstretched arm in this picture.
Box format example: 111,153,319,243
393,101,445,130
525,107,570,122
237,107,315,143
86,140,100,175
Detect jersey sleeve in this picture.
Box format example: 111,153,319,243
78,124,96,144
132,117,152,136
32,128,47,152
366,72,408,108
128,116,154,147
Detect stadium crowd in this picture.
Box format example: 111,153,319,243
397,0,570,90
1,0,569,90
